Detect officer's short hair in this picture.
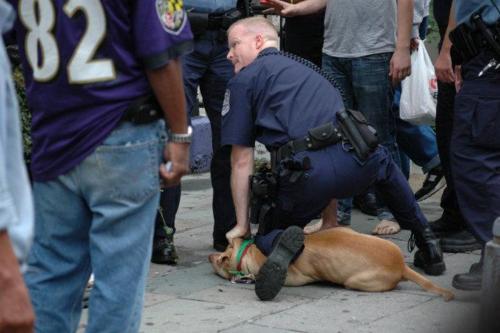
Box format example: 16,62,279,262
228,16,279,44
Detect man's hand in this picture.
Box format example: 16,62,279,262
265,0,297,16
226,225,251,246
410,38,419,52
389,47,411,85
160,142,190,187
434,50,455,83
0,232,35,333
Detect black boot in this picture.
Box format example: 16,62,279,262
412,227,446,276
151,227,178,265
452,249,484,291
255,226,304,301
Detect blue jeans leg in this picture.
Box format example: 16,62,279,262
323,53,398,222
25,120,164,333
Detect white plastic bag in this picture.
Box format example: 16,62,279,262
399,42,438,125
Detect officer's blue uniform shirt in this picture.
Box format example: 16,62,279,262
455,0,500,26
221,47,344,150
184,0,237,13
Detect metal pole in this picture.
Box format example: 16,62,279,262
480,217,500,333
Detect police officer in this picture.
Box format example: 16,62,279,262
222,16,445,301
153,0,252,257
435,0,500,290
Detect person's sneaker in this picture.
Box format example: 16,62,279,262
255,226,304,301
440,230,482,253
353,192,378,216
411,227,446,276
415,166,446,201
151,236,178,265
452,261,483,290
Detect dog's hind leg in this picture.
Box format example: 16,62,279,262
343,270,400,292
402,266,454,301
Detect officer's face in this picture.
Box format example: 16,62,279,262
227,25,261,73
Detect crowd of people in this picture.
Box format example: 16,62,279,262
1,0,499,332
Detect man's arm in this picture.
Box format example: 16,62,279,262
146,59,190,186
225,145,254,244
0,231,34,333
434,0,457,83
266,0,327,17
390,0,413,85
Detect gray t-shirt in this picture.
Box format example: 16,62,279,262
323,0,397,58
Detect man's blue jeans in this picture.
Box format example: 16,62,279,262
322,53,398,223
25,120,165,333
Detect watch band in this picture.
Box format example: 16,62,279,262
169,126,193,143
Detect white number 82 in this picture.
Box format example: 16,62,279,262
19,0,116,84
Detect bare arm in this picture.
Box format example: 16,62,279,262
146,59,190,186
390,0,413,85
226,145,254,244
0,231,34,333
434,0,457,83
266,0,327,17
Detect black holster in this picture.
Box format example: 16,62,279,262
249,167,278,234
121,95,162,124
336,109,378,161
449,15,500,64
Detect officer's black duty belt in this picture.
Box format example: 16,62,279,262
274,123,343,162
121,95,162,125
450,15,500,64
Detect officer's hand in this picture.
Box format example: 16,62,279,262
160,142,190,187
389,47,411,85
266,0,298,17
226,225,251,246
410,38,419,52
434,50,455,83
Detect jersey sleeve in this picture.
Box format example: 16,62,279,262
132,0,193,69
221,76,256,148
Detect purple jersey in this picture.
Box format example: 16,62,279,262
8,0,193,181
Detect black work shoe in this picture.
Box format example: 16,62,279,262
353,192,378,216
440,230,482,253
412,227,446,276
151,237,178,265
415,166,446,201
452,261,483,290
255,226,304,301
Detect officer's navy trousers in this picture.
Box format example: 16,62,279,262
450,51,500,244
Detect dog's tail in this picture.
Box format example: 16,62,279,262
402,266,455,301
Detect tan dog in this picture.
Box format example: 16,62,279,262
209,227,454,301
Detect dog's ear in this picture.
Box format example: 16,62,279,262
216,253,230,266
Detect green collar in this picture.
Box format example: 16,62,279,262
229,239,254,277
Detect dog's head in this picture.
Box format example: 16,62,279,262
208,238,248,280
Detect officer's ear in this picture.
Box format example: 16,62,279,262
255,34,265,50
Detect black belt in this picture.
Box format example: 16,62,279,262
450,17,500,64
121,95,162,124
274,125,343,162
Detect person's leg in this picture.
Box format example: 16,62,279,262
199,32,236,250
434,80,480,251
370,147,445,275
450,67,500,290
25,178,92,333
351,53,400,231
152,187,180,264
321,54,356,225
84,120,164,333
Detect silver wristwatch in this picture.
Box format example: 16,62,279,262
169,126,193,143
